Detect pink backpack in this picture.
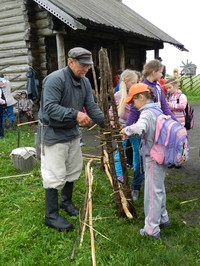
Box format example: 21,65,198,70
150,108,190,166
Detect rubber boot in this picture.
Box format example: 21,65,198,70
60,182,79,216
45,188,73,231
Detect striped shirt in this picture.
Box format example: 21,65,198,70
166,89,187,125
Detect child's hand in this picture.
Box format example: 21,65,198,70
120,128,125,135
120,128,128,140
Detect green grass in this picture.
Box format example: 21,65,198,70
179,75,200,103
0,114,200,265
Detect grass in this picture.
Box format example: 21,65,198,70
1,99,200,266
179,75,200,103
0,128,200,266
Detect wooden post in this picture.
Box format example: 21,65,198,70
119,44,125,70
99,47,137,218
56,33,66,69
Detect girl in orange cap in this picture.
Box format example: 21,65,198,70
121,83,170,240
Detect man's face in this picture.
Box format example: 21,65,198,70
68,59,91,78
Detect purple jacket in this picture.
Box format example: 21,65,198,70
126,79,177,126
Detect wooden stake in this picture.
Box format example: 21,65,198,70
87,160,96,266
70,162,91,261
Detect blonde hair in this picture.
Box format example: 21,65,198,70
165,78,178,87
141,59,163,81
117,69,137,116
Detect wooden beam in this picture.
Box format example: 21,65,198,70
56,33,66,69
119,44,125,70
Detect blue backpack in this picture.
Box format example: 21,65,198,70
149,108,190,166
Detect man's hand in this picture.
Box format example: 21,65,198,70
76,111,91,127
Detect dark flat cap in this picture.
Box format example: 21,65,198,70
68,47,93,64
157,57,163,62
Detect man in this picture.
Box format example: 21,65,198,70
38,47,104,231
157,57,166,78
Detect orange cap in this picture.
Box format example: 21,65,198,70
125,83,150,104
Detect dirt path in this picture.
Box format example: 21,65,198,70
82,104,200,171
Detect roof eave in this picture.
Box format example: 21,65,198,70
33,0,86,30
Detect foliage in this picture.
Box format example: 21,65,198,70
0,124,200,266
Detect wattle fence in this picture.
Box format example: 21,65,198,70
179,75,200,94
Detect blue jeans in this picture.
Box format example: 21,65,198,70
129,135,144,191
114,139,127,177
3,105,15,124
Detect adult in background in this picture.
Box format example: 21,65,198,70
0,83,6,138
38,47,104,231
1,78,17,129
157,57,166,78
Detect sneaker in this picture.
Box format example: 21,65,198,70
139,228,160,240
160,220,170,229
131,190,140,201
117,175,124,184
80,142,86,147
167,164,174,168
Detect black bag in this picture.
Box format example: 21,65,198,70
0,89,7,108
177,97,194,130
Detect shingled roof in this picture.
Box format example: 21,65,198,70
33,0,187,51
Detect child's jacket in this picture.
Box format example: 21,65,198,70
124,102,161,157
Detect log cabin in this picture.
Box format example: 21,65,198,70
0,0,187,94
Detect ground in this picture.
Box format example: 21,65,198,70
81,104,200,225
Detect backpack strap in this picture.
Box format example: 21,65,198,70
155,83,162,104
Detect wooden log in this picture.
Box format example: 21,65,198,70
0,1,21,11
0,65,29,74
0,56,28,66
0,22,25,35
0,33,25,44
0,7,22,19
35,10,49,20
99,47,124,217
37,28,53,36
0,15,24,26
0,41,27,51
0,48,29,59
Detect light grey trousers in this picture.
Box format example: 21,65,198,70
143,156,169,236
41,138,83,190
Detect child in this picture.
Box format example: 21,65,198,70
165,78,187,126
121,83,170,240
109,69,138,183
18,91,33,124
126,60,177,201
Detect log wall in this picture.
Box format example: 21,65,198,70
0,0,53,92
0,0,28,90
0,0,152,94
